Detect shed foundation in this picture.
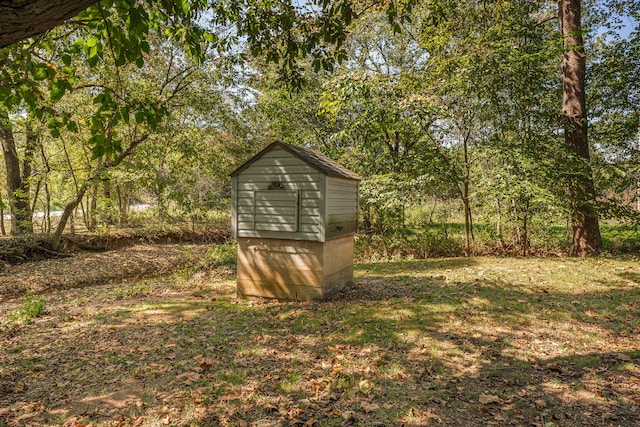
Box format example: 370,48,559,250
237,236,353,300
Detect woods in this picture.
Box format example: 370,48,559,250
0,0,638,257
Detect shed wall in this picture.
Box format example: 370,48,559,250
325,176,359,240
235,148,324,241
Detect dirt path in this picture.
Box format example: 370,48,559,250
0,243,210,302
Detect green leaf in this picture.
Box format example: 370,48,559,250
66,120,78,132
32,64,49,81
86,36,99,48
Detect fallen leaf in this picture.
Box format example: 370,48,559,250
358,379,373,394
194,354,213,371
584,310,598,318
361,402,379,413
534,399,547,409
263,403,278,412
493,413,507,421
341,411,356,422
478,394,502,404
546,362,561,372
616,353,632,362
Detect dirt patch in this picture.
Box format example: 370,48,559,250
0,243,210,302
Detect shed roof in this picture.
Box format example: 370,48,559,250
230,141,361,180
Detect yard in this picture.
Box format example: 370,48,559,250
1,251,639,426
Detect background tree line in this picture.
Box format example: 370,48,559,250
0,0,638,257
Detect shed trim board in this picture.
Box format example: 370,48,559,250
231,176,237,237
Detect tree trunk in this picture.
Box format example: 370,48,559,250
116,184,128,226
49,184,88,252
495,197,504,249
87,183,99,231
0,0,97,48
559,0,603,256
0,204,5,236
40,142,52,233
461,131,474,256
44,182,51,233
522,199,529,257
0,116,33,234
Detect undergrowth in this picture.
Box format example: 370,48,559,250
7,290,46,323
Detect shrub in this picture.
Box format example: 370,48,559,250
8,291,46,324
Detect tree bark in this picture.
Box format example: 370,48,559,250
88,183,98,231
559,0,603,257
49,183,88,251
0,0,97,48
0,115,33,234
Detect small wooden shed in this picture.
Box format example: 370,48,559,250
230,141,360,300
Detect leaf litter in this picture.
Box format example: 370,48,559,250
0,255,639,426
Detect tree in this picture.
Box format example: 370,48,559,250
560,0,603,256
0,111,36,234
588,23,640,219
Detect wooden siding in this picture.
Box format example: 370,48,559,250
325,176,358,240
237,238,324,300
321,236,354,297
236,236,353,300
235,147,324,241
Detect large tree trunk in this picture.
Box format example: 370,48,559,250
0,116,33,235
0,0,96,48
559,0,603,257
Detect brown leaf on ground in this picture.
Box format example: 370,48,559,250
0,243,209,301
478,394,502,404
534,399,548,409
360,401,379,413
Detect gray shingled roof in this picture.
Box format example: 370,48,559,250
230,141,361,180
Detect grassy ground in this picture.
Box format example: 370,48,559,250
1,256,639,426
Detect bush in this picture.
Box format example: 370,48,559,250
8,291,46,324
355,228,463,261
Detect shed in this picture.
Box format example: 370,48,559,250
230,141,360,300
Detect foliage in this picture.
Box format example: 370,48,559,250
0,0,639,254
7,290,46,324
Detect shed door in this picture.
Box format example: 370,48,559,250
253,190,300,232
